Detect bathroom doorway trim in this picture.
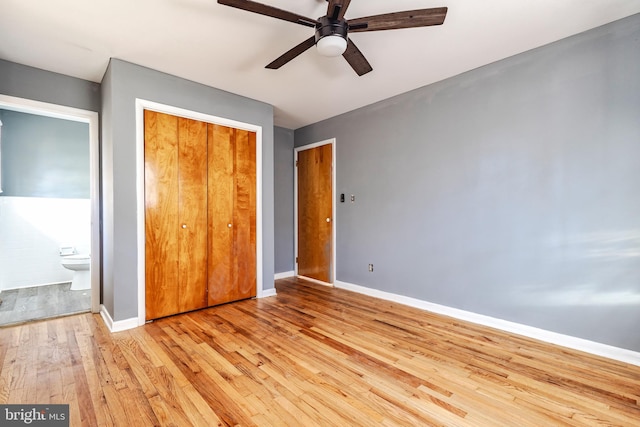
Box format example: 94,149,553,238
0,94,101,314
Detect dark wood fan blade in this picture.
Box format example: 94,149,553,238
218,0,317,27
349,7,447,32
342,39,372,76
266,36,316,69
327,0,351,20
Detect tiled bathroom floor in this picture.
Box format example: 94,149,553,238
0,283,90,326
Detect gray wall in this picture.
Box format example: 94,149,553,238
0,109,89,198
101,59,275,321
295,14,640,352
274,126,295,273
101,63,115,317
0,59,101,112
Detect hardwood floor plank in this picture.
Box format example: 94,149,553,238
0,345,17,403
101,384,127,426
151,322,257,426
177,383,225,426
272,395,324,426
67,329,99,427
1,278,639,426
0,329,12,391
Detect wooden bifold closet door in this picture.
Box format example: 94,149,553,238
144,110,256,321
207,124,257,306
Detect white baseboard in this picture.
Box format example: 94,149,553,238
259,288,277,298
100,305,139,333
274,271,295,280
334,280,640,367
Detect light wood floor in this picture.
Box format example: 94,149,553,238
1,277,639,426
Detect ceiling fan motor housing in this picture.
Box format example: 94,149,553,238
315,16,348,43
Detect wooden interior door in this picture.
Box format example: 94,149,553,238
207,124,257,305
297,143,333,283
145,110,207,320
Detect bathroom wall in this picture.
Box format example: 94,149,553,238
0,197,90,290
0,108,91,290
0,109,90,198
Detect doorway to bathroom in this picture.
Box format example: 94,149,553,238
0,95,100,326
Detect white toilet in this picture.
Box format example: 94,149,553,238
60,247,91,291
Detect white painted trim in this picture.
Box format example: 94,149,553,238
259,288,277,298
135,99,264,326
0,94,101,315
334,280,640,367
100,305,139,333
293,148,298,276
0,118,3,194
274,271,295,280
294,139,337,283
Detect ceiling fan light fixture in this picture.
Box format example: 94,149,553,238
316,35,347,57
315,16,348,57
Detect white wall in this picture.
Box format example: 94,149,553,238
0,197,90,290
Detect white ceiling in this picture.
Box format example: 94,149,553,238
1,0,639,129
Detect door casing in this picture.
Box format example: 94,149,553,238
294,139,337,286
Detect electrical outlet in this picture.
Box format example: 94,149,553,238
368,263,374,272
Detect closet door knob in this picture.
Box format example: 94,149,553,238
228,223,232,228
182,224,187,229
326,218,331,223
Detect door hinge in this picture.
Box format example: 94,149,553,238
296,257,298,263
295,160,298,167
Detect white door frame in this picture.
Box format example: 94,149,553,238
0,94,101,313
135,99,264,326
294,138,336,286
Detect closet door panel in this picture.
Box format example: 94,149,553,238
145,110,180,320
234,129,257,298
177,117,208,313
207,124,235,305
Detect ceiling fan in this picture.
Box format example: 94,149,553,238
217,0,448,76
